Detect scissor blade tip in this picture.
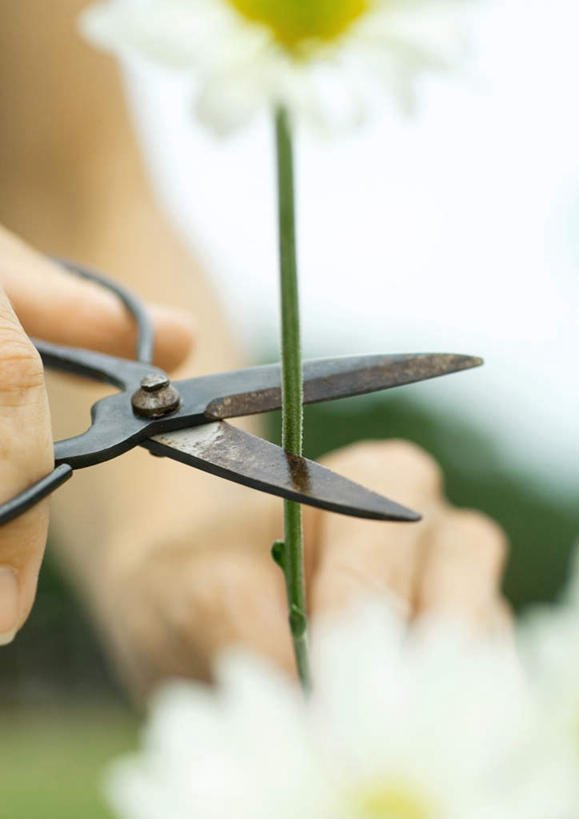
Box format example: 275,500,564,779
376,502,421,523
463,355,484,367
392,508,422,523
453,354,484,367
428,353,483,373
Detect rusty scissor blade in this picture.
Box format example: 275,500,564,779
201,353,483,420
143,422,420,522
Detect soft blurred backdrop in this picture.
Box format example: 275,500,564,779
1,0,579,816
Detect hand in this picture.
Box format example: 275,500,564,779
312,441,508,625
102,438,509,696
0,226,194,645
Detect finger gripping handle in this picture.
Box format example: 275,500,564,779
0,465,73,526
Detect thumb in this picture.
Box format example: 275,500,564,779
0,228,195,372
0,284,53,645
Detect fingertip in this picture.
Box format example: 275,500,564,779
149,304,196,372
0,628,16,647
0,566,19,643
1,249,196,371
0,501,49,644
0,560,39,645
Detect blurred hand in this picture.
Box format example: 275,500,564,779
104,438,509,695
0,226,194,645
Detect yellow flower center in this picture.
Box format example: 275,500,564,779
226,0,371,50
348,779,437,819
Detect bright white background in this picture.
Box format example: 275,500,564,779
121,0,579,495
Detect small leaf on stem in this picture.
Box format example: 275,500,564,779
271,539,286,569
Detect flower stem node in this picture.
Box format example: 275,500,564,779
289,604,307,639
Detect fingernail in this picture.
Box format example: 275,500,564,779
0,567,19,645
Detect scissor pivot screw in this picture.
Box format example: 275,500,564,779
131,373,181,418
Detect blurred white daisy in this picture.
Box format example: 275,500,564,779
81,0,470,133
518,547,579,810
106,602,557,819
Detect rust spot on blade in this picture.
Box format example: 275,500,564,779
204,354,483,420
205,388,281,419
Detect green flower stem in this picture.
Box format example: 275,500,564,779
274,105,312,692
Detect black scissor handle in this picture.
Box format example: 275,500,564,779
53,258,156,365
0,259,153,526
0,465,73,525
34,339,162,392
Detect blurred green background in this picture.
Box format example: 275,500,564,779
1,394,578,817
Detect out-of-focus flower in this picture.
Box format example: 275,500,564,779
81,0,470,134
518,547,579,809
106,601,557,819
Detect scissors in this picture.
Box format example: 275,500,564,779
0,260,482,526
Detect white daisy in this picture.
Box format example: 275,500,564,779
106,601,555,819
518,547,579,812
81,0,470,134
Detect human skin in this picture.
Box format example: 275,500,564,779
0,228,193,645
0,1,509,696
